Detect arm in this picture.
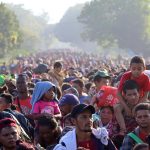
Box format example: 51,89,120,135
121,135,134,150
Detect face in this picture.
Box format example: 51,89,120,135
16,76,28,93
54,67,62,73
43,87,55,100
0,97,10,111
130,63,145,78
135,110,150,129
60,104,72,116
100,107,113,125
39,126,55,143
0,126,19,149
94,78,110,88
73,110,93,132
124,89,140,106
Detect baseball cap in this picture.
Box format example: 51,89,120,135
71,104,95,118
59,94,80,106
93,70,110,80
0,118,17,130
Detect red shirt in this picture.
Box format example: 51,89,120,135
77,140,97,150
118,71,150,97
13,97,32,115
139,131,148,143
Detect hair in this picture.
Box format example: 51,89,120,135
130,56,145,67
122,80,139,94
0,93,13,104
133,143,149,150
61,83,72,92
134,103,150,115
17,74,28,81
54,61,62,68
85,82,92,91
0,93,16,110
72,79,84,88
38,116,58,130
100,106,114,114
93,75,102,82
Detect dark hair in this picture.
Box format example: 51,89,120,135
122,80,139,94
38,116,58,130
0,93,13,104
72,79,84,88
61,83,71,92
93,75,102,82
130,56,145,67
85,82,92,91
134,103,150,115
54,61,62,68
17,74,28,81
133,143,149,150
100,106,114,114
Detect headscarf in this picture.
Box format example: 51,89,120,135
30,81,56,113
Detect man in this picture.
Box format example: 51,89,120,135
59,94,80,127
0,118,34,150
13,74,32,115
54,104,116,150
121,103,150,150
72,79,89,104
49,61,65,87
89,70,111,98
35,116,62,149
0,93,33,139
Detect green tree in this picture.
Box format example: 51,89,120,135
78,0,150,55
0,3,21,57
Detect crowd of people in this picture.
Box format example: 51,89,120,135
0,50,149,150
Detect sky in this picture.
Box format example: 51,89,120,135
0,0,91,24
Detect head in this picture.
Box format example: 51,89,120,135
54,61,62,73
134,103,150,129
42,86,55,101
84,82,92,94
37,116,60,145
16,74,28,93
72,79,84,95
71,104,95,133
64,87,79,97
63,113,74,127
130,56,145,78
93,70,110,89
0,93,13,111
133,143,149,150
59,94,80,116
61,83,72,96
100,106,114,125
0,118,20,149
123,80,140,106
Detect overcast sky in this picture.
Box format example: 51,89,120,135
0,0,91,23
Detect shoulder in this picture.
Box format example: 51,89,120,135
122,71,131,78
121,132,136,150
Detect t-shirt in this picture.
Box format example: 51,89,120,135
139,131,148,143
13,97,32,115
96,86,118,107
32,100,60,115
118,71,150,97
77,139,97,150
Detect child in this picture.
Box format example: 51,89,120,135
30,81,61,120
115,56,150,135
